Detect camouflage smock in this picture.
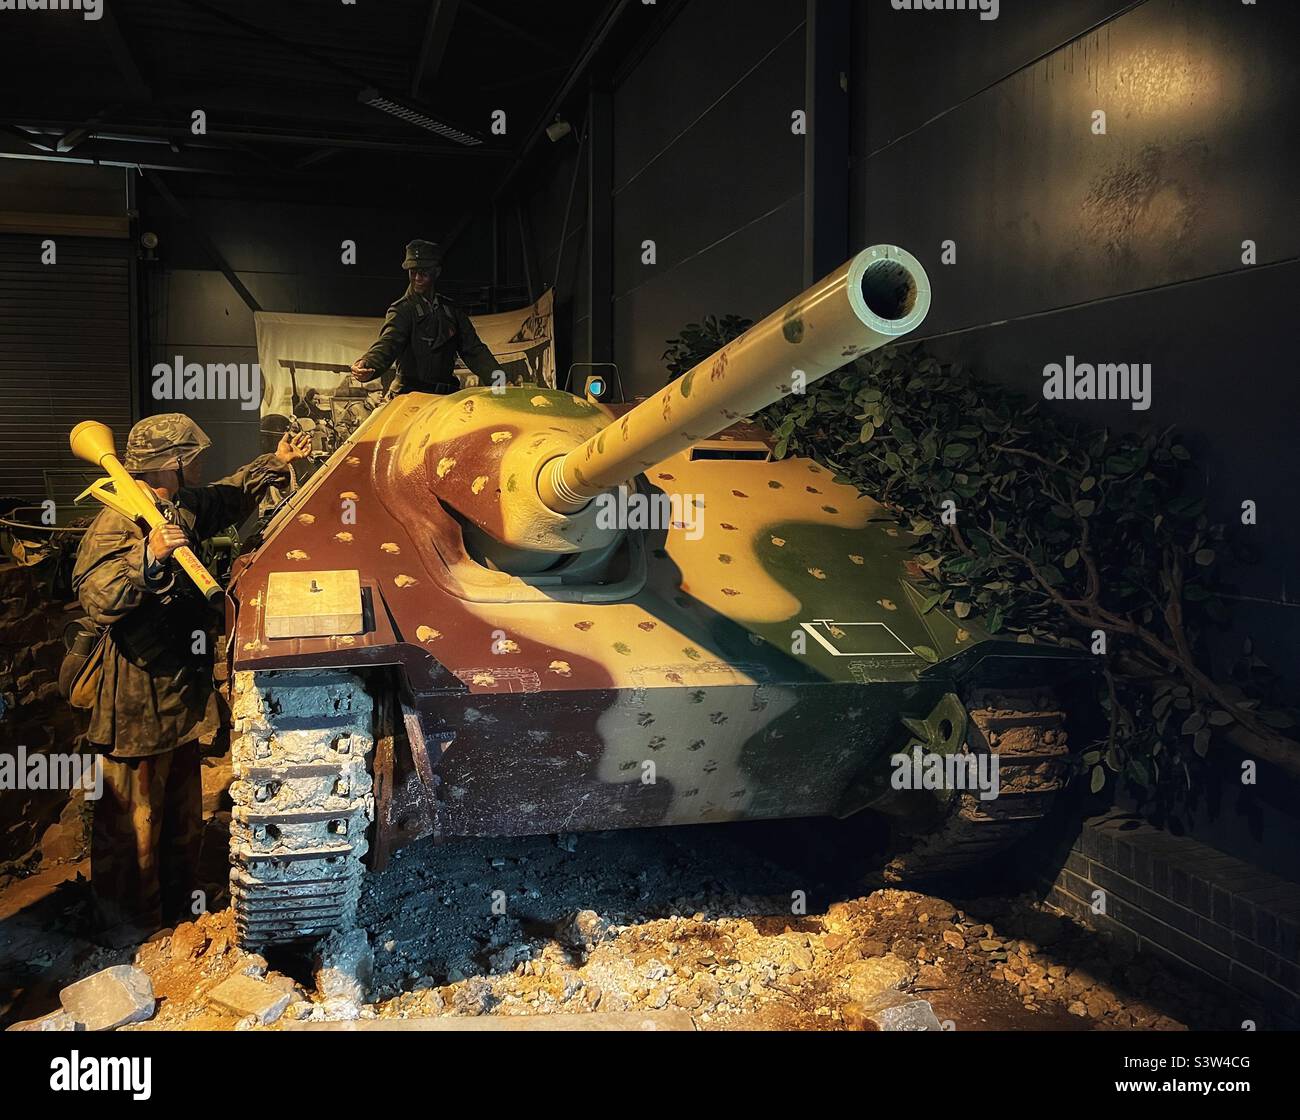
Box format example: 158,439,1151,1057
72,454,292,757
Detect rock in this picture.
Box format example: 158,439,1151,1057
915,964,946,990
1068,1000,1088,1017
788,943,815,972
822,933,847,952
858,939,888,958
170,922,209,960
39,820,83,865
978,939,1002,952
823,901,856,933
240,953,269,977
942,930,965,950
673,986,702,1010
559,909,611,954
451,977,496,1016
208,974,292,1025
314,928,373,1002
321,996,361,1021
854,989,943,1031
925,900,957,922
844,953,915,1004
488,942,532,973
6,1009,81,1032
60,965,155,1030
265,974,301,997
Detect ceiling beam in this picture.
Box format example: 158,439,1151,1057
444,0,633,252
463,2,566,58
11,117,510,158
97,0,152,101
412,0,460,99
179,0,479,143
0,134,262,176
142,170,262,312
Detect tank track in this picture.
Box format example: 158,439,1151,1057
883,687,1069,882
229,669,375,950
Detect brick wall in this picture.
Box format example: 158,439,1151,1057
0,562,90,877
1044,811,1300,1029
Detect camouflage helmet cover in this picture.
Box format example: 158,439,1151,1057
402,239,443,270
124,413,212,472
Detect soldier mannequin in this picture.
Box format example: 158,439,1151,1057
351,239,502,394
72,414,310,946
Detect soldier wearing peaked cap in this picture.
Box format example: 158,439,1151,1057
351,239,503,395
71,413,311,946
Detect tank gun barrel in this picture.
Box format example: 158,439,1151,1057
538,245,931,514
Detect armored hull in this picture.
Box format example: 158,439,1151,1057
223,247,1086,948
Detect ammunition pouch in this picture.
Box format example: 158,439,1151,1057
59,616,105,708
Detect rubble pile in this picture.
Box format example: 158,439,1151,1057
2,826,1236,1031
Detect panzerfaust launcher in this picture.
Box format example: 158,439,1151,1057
225,246,1086,949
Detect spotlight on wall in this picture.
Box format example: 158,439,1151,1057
357,88,483,146
546,116,572,143
139,231,159,260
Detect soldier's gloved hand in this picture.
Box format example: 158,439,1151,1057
147,523,188,564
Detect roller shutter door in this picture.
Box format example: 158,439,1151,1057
0,233,133,506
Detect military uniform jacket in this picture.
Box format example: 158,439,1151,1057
360,288,499,394
72,454,292,758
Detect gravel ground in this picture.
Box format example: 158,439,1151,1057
1,817,1239,1031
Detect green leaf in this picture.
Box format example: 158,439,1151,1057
920,592,943,614
1073,499,1096,518
912,645,939,663
1181,712,1206,734
1090,765,1106,794
1259,710,1297,729
859,421,876,443
1194,548,1215,566
1063,548,1080,568
1208,710,1234,727
1193,729,1211,756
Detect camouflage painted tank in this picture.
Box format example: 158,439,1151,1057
224,247,1085,949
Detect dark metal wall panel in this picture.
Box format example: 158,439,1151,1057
610,2,806,393
849,0,1300,666
613,195,804,395
0,234,132,503
854,0,1299,336
612,0,805,191
853,0,1135,159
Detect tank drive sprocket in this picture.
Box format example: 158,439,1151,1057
228,669,375,950
883,687,1070,881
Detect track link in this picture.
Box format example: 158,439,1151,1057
884,687,1070,881
229,670,375,950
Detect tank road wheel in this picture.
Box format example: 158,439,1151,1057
883,688,1070,882
228,670,375,951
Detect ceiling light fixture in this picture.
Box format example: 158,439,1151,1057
357,88,482,146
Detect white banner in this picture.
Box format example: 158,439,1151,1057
253,290,555,461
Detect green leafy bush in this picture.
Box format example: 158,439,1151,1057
662,324,1299,804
